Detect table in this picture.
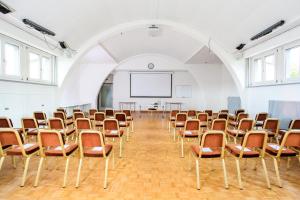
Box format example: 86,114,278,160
119,102,136,111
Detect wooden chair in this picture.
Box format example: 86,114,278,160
75,118,92,143
34,129,78,187
204,110,213,121
265,130,300,188
179,119,201,157
54,111,73,127
190,130,228,189
218,112,229,121
103,119,124,157
94,112,106,130
229,113,249,128
187,110,197,119
211,119,227,131
0,128,39,186
75,130,114,189
73,112,85,121
57,108,72,120
73,108,81,113
48,118,75,143
226,130,270,189
123,109,134,132
0,117,24,140
227,118,254,144
22,118,39,142
220,109,229,113
254,112,268,129
105,109,114,118
172,113,187,142
168,110,179,132
279,119,300,137
262,118,280,143
34,112,48,128
115,112,130,141
89,109,98,120
197,113,209,131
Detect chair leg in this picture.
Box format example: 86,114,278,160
112,148,115,169
63,157,70,188
222,158,229,189
188,151,192,171
131,121,134,132
168,121,171,132
12,156,16,169
173,128,176,142
235,159,243,190
0,156,5,171
261,158,271,189
34,157,44,187
75,158,83,188
119,138,123,158
180,138,184,158
287,157,291,169
126,127,129,142
20,156,31,187
273,157,282,188
195,159,200,190
253,158,257,170
104,157,109,189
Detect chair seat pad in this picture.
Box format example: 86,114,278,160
6,143,39,155
265,143,297,157
173,121,185,128
226,144,259,158
83,145,113,157
104,130,124,137
45,143,78,156
94,121,104,127
191,145,221,158
119,121,130,127
229,121,238,127
200,122,208,127
27,129,38,135
279,129,287,136
227,129,245,137
179,130,199,137
126,116,133,121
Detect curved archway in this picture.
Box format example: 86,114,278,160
60,20,244,94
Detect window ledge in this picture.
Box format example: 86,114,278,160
0,77,57,86
248,81,300,88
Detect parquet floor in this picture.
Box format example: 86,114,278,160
0,113,300,200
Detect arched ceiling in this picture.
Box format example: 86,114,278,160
2,0,300,56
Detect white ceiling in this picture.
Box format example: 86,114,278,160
2,0,300,63
186,46,222,64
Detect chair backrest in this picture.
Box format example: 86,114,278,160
73,112,85,120
211,119,227,131
53,111,66,120
76,118,92,130
220,109,229,113
281,130,300,148
34,112,46,120
197,113,208,122
103,119,119,131
115,112,126,122
263,118,279,133
0,128,27,155
73,108,81,113
185,120,200,131
79,130,107,157
105,109,114,116
198,130,225,158
57,108,66,113
187,110,197,117
290,119,300,130
218,112,228,120
239,130,268,158
176,113,187,122
204,110,213,116
255,112,268,121
238,118,254,132
237,113,249,121
235,109,245,116
94,112,106,122
38,129,67,156
0,117,12,128
22,118,38,129
48,118,65,130
89,109,97,116
123,110,132,117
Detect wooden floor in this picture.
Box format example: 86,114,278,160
0,113,300,200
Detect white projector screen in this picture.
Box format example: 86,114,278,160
130,72,172,98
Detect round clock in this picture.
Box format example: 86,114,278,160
148,63,155,70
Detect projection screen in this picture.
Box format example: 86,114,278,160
130,72,172,98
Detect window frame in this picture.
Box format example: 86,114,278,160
283,40,300,84
0,33,57,85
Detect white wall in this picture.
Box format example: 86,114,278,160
113,54,239,111
0,81,57,127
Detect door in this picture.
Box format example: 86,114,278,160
99,83,113,109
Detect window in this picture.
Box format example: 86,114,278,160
285,46,300,80
0,33,56,85
265,54,275,81
253,58,263,82
3,43,20,77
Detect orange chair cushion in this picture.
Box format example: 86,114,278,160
191,145,221,158
27,129,38,135
119,121,130,127
104,130,124,137
265,143,297,157
226,144,260,158
227,129,246,137
83,144,113,157
179,130,199,138
6,143,39,156
44,143,78,156
172,121,185,128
